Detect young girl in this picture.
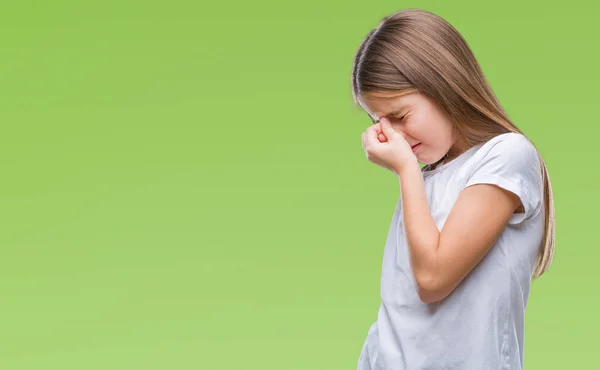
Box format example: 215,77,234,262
352,9,555,370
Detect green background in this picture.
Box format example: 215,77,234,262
0,1,597,369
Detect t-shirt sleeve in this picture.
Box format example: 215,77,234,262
464,133,543,225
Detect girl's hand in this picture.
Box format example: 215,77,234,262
361,117,417,175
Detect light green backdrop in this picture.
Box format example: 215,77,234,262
0,1,597,369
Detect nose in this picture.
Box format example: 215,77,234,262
391,125,409,140
394,127,417,146
382,118,413,142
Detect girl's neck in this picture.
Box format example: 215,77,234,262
428,139,471,171
444,136,472,164
431,153,448,170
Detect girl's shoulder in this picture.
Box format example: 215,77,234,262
482,131,533,149
471,132,540,170
461,131,544,224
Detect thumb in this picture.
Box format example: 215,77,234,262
380,118,397,138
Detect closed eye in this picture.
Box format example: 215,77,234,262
369,113,406,125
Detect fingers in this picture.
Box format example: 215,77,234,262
366,125,378,143
374,122,382,134
363,124,388,150
372,123,388,142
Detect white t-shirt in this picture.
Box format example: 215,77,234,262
357,132,545,370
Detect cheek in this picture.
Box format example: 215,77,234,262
412,129,433,144
391,124,403,135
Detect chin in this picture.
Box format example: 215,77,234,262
419,153,445,165
417,156,434,165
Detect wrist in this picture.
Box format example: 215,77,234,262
395,158,419,177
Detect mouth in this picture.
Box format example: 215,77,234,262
411,143,421,152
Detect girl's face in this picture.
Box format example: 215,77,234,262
361,91,458,165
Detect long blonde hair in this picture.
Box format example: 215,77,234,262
351,9,555,278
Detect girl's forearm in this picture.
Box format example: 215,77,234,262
398,162,441,285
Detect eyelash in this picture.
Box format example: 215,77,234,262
383,115,405,123
372,115,406,125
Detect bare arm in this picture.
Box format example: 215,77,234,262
398,161,522,303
